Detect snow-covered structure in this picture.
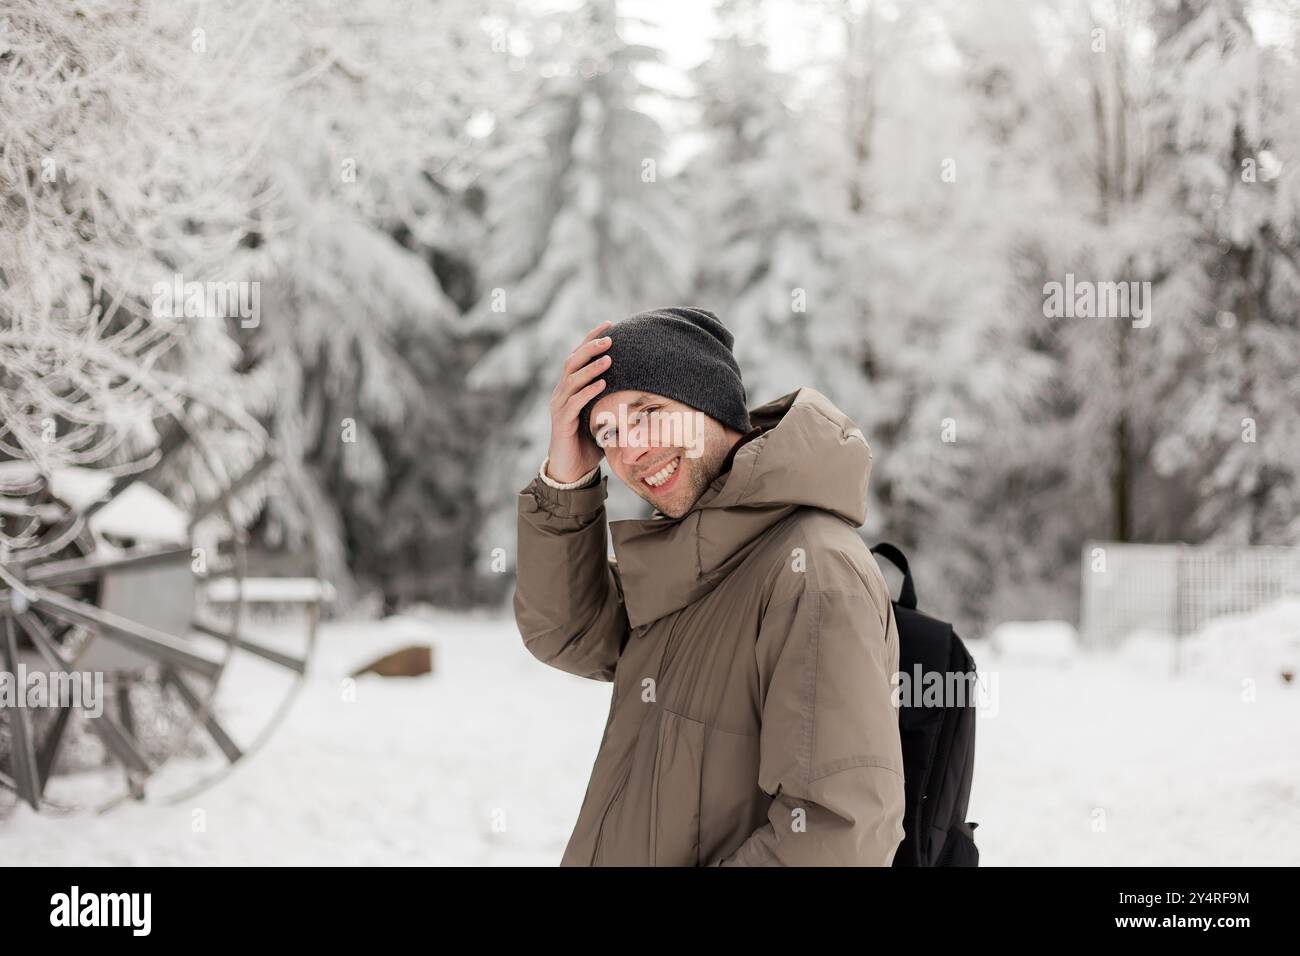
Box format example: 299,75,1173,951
1080,541,1300,649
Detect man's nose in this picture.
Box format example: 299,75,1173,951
619,433,657,468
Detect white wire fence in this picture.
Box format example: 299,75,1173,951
1080,542,1300,660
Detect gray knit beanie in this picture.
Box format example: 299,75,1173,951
577,306,751,441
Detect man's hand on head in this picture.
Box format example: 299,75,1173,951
546,320,612,484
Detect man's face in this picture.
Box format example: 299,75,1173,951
588,390,741,518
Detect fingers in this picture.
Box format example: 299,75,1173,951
554,321,614,417
564,350,610,394
553,353,608,414
562,329,613,376
563,378,607,419
580,319,612,345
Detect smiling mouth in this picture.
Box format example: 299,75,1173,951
641,455,681,489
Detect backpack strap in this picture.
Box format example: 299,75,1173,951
870,542,918,610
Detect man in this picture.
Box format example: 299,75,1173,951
514,306,905,866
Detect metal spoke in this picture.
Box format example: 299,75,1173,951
15,612,152,777
25,543,192,588
36,703,75,794
116,675,136,740
29,587,223,679
1,617,41,809
192,614,308,674
161,668,243,764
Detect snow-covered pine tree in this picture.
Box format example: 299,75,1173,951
220,0,501,601
933,0,1299,624
466,0,693,563
1143,0,1300,546
683,0,868,417
932,0,1154,621
805,0,1049,624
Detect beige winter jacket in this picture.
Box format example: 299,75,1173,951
514,387,905,866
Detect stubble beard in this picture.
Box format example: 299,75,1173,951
636,432,731,519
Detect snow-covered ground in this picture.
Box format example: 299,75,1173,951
2,602,1298,865
971,601,1300,865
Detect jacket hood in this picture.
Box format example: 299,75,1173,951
609,387,873,627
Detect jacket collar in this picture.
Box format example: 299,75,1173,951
609,387,872,628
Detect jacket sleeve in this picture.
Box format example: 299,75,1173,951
514,472,630,682
713,584,905,866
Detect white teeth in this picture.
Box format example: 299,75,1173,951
643,457,679,488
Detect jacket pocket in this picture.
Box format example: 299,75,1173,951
648,708,706,866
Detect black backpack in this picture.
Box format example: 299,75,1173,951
870,543,980,867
